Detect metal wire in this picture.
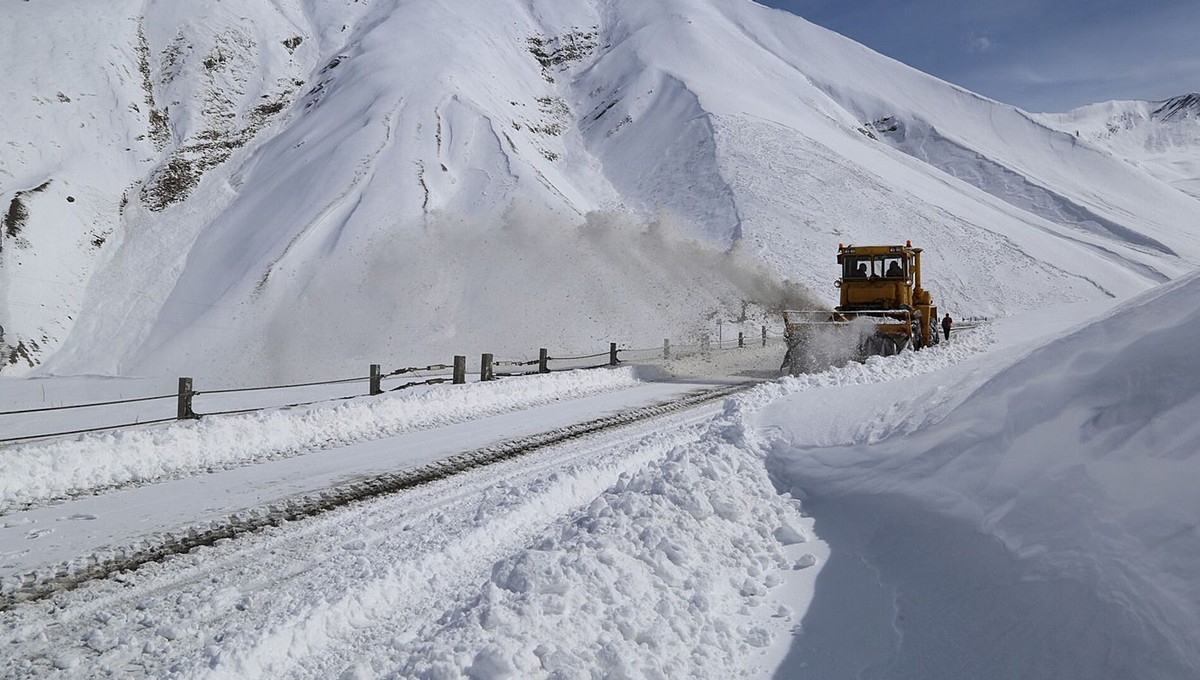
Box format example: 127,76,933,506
548,351,611,361
493,359,540,367
616,348,660,355
199,394,360,417
0,392,176,417
620,345,666,354
387,364,451,377
388,377,450,392
198,375,370,396
0,417,180,445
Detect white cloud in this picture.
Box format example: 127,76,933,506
967,32,996,53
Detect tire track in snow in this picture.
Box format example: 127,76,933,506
1,383,751,677
0,381,753,611
203,400,737,678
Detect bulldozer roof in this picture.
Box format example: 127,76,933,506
837,243,919,256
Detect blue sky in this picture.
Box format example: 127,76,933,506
761,0,1200,112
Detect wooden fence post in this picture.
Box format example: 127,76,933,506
663,338,670,360
453,355,466,384
762,325,767,347
481,353,494,381
609,343,618,366
539,348,549,374
177,377,196,420
369,364,383,395
738,332,744,348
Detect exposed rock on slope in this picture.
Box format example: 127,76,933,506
2,0,1199,379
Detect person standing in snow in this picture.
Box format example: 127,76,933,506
941,313,952,341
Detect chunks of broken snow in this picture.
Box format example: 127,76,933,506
391,389,812,679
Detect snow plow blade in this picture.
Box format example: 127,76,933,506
780,242,940,375
781,310,910,375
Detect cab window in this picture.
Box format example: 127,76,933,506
844,257,870,278
880,256,905,279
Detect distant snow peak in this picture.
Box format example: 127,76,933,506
1035,91,1200,201
1152,92,1200,123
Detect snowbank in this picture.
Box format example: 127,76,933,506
0,368,642,513
764,271,1200,677
361,334,995,678
386,389,815,680
87,379,827,680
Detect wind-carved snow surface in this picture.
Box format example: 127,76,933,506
763,272,1200,678
0,0,316,372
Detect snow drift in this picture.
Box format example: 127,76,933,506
763,270,1200,678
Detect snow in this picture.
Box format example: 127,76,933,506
1037,94,1200,200
0,367,645,513
4,0,1199,379
0,371,737,588
3,274,1200,677
3,0,1200,677
0,358,821,678
761,270,1200,678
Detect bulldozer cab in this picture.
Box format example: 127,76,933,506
842,254,906,280
781,241,940,374
836,244,920,311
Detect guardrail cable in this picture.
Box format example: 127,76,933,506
387,364,451,377
0,417,179,445
199,394,361,418
547,351,611,361
197,375,370,396
388,377,450,392
493,359,540,367
0,393,176,417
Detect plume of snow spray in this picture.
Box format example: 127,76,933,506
249,204,823,381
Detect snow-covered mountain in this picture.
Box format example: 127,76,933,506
3,0,1200,381
1037,93,1200,200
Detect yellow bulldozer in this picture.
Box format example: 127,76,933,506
782,241,939,374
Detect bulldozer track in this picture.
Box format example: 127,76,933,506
0,381,755,610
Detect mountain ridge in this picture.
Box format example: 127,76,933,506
2,0,1199,380
1035,92,1200,202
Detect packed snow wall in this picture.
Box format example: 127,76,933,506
764,270,1200,678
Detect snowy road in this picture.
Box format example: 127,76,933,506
3,378,749,676
1,333,996,679
10,297,1194,679
1,377,742,585
2,356,822,678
